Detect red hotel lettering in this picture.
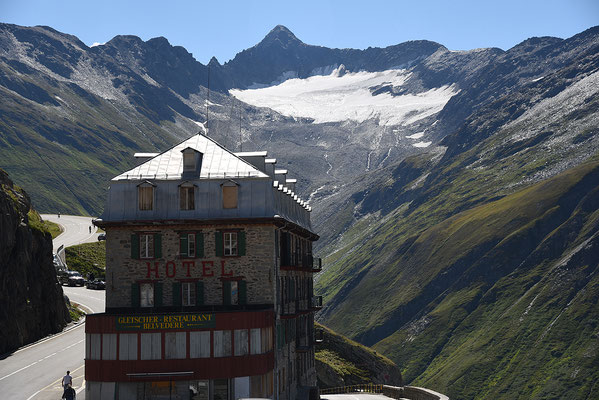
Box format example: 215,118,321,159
202,261,214,277
183,261,195,277
146,262,159,278
143,260,235,278
165,261,176,278
221,260,233,276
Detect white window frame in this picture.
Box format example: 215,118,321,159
140,234,154,259
224,232,238,256
182,282,195,307
140,282,154,308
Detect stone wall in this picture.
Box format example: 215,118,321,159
0,169,70,354
104,223,276,308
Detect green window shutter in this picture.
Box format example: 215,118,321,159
276,324,280,349
154,282,163,307
172,282,182,307
239,280,247,305
238,231,246,256
196,281,204,305
180,234,188,257
196,233,204,258
223,281,231,305
291,279,295,301
131,234,139,259
215,231,223,257
154,234,162,258
131,283,140,308
282,323,286,345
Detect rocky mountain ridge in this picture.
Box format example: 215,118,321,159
0,168,70,355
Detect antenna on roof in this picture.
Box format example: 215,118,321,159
205,65,211,137
239,100,243,152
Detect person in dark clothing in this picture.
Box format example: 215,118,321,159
63,383,76,400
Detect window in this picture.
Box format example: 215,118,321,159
182,282,195,307
250,328,261,355
140,333,161,360
165,332,186,359
224,280,247,305
140,234,154,259
138,185,154,210
190,332,210,358
224,232,237,256
184,152,195,170
140,283,154,307
234,329,248,356
119,333,138,360
213,330,231,357
180,232,203,258
131,233,161,260
215,231,245,257
173,281,203,307
222,184,238,209
180,185,195,210
102,334,117,360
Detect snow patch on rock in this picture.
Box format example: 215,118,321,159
231,69,458,127
412,141,432,148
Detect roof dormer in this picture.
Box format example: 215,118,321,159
181,147,203,177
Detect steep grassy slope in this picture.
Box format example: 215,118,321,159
318,156,599,399
374,160,599,399
315,323,402,389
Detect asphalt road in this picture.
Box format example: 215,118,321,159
0,216,106,400
40,214,101,253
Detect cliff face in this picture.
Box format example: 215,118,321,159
315,323,403,389
0,168,70,355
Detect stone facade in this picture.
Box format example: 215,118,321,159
105,224,276,309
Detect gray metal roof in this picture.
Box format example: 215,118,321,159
113,134,269,181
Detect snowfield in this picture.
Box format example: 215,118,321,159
231,68,458,126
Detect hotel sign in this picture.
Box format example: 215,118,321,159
116,314,215,331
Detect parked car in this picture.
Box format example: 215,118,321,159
59,270,85,286
53,253,66,271
86,279,106,290
98,233,106,241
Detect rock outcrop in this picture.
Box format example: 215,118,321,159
0,168,70,355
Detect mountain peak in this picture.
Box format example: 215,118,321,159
260,25,302,48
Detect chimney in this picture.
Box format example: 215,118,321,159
234,151,268,174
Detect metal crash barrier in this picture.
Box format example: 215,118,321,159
319,383,384,395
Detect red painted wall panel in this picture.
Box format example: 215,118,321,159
85,352,274,381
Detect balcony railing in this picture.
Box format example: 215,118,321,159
311,296,323,310
314,328,324,344
312,257,322,272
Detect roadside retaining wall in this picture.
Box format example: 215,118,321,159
383,385,449,400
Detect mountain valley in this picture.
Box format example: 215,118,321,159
1,22,598,399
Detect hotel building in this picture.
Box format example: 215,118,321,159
87,134,321,400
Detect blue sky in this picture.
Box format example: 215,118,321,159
1,0,597,64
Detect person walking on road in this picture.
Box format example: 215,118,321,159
61,371,72,397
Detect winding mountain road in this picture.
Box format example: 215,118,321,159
0,216,106,400
41,214,101,252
